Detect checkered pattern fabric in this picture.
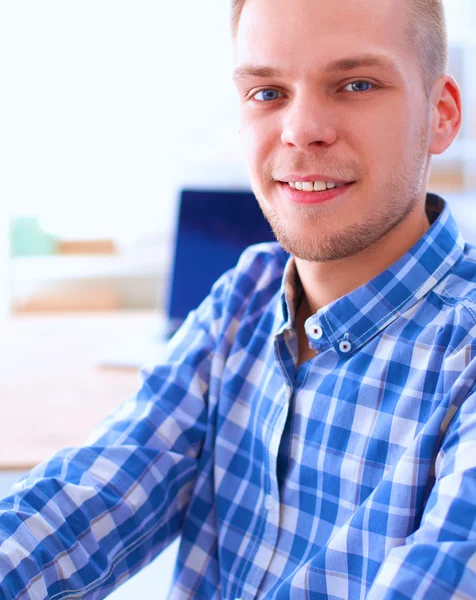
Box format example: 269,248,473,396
1,194,476,599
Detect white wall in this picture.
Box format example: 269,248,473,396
0,1,249,244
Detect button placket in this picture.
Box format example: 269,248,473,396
264,494,275,511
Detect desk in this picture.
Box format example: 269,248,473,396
0,311,157,471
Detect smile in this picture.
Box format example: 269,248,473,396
277,180,355,205
287,181,347,192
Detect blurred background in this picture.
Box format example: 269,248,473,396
0,0,475,317
0,0,246,316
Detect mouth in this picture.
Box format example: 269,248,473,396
276,178,356,205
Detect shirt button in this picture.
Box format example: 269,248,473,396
264,494,275,510
339,340,352,353
308,324,323,340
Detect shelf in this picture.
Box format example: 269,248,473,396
11,246,171,282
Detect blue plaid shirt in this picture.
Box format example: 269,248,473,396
1,194,476,600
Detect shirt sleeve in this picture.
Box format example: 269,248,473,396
0,271,231,600
366,390,476,600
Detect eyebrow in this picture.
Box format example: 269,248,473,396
323,54,403,77
233,65,281,83
233,54,403,83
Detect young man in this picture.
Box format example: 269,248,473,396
0,0,474,598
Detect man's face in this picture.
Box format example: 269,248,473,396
233,0,434,262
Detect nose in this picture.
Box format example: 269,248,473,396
280,92,337,149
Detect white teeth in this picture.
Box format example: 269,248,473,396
287,180,346,191
314,181,327,192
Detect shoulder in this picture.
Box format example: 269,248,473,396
193,242,288,333
215,241,288,311
232,241,289,285
423,243,476,367
434,242,476,325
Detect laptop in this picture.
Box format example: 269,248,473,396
95,188,275,368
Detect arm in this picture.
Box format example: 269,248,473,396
0,272,231,600
367,391,476,600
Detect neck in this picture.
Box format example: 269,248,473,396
295,202,431,316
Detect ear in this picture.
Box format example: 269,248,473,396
429,75,462,156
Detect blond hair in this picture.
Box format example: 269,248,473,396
230,0,448,95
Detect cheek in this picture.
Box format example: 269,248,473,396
240,121,271,172
240,107,280,156
347,111,410,173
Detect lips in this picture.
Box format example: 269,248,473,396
277,180,355,205
278,173,355,185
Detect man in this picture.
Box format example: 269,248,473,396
0,0,474,598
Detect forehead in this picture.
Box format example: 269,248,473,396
234,0,414,76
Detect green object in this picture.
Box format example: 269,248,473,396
10,217,56,257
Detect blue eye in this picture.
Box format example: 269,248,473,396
344,81,374,93
253,89,282,102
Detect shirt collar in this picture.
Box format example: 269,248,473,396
277,194,465,356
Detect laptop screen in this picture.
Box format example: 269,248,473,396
166,188,276,330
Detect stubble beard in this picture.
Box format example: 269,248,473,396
252,131,430,263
